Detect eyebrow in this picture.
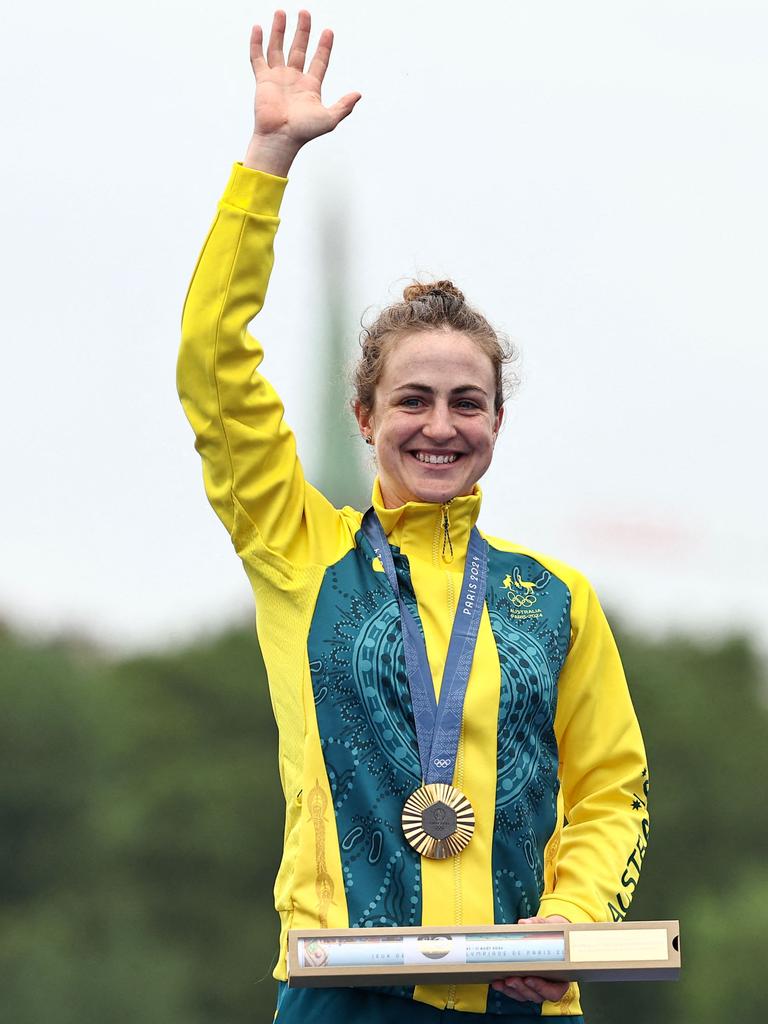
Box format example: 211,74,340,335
390,383,489,397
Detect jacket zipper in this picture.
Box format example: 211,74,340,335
440,500,455,563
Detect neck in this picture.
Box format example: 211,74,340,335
371,477,483,568
378,483,470,510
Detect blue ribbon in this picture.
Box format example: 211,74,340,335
361,508,488,786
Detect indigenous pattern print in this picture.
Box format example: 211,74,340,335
307,539,423,932
307,780,334,928
307,539,424,1003
486,548,571,925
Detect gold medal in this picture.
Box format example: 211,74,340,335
402,782,475,859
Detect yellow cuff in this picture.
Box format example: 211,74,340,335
220,160,288,217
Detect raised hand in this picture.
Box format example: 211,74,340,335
244,9,361,175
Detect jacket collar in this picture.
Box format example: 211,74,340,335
369,477,483,567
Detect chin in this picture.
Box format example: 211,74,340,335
407,477,466,505
412,491,452,505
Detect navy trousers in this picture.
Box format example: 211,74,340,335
274,983,586,1022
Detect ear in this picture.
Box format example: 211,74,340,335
492,404,504,442
353,398,374,440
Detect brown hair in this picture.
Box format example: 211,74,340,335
353,279,518,413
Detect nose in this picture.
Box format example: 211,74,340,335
422,402,458,442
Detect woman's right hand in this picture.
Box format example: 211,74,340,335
244,9,362,176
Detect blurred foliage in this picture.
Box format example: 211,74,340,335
0,623,282,1023
583,628,767,1024
0,619,765,1022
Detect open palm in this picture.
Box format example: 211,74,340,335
250,9,361,147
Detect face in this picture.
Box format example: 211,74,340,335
355,330,503,508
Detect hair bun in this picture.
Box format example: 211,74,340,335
402,279,465,305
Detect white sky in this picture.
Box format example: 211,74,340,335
1,0,767,654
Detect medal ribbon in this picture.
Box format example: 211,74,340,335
361,508,488,785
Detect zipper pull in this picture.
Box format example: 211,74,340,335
441,502,454,563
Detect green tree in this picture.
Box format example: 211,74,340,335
0,625,283,1023
582,628,767,1022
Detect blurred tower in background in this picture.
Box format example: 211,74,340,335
313,196,371,510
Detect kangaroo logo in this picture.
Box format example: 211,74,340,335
502,566,551,607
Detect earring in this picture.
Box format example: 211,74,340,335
364,435,374,445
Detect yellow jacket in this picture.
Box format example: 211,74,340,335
177,162,650,1016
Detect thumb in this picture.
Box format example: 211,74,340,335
328,91,362,127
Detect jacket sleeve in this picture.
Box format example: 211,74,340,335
538,574,650,924
177,161,349,567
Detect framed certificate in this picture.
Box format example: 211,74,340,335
287,920,681,987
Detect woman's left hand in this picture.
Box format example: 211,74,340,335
490,915,572,1005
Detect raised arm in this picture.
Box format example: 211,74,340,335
177,10,361,566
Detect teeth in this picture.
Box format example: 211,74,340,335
414,452,459,465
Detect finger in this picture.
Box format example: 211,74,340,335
517,916,568,929
307,27,334,83
492,978,526,1003
267,9,287,68
328,91,362,127
507,978,545,1003
287,8,311,71
521,976,570,1003
249,24,266,73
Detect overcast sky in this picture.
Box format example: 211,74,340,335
2,0,766,655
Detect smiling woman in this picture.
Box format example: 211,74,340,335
351,276,516,511
354,325,506,508
176,9,649,1024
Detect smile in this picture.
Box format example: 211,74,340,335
412,452,460,465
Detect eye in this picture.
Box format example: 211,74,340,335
456,399,481,410
400,396,425,408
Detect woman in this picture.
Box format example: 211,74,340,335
177,10,649,1021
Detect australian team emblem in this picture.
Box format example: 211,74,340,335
502,567,551,607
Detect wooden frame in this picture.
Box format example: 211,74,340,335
287,920,681,987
